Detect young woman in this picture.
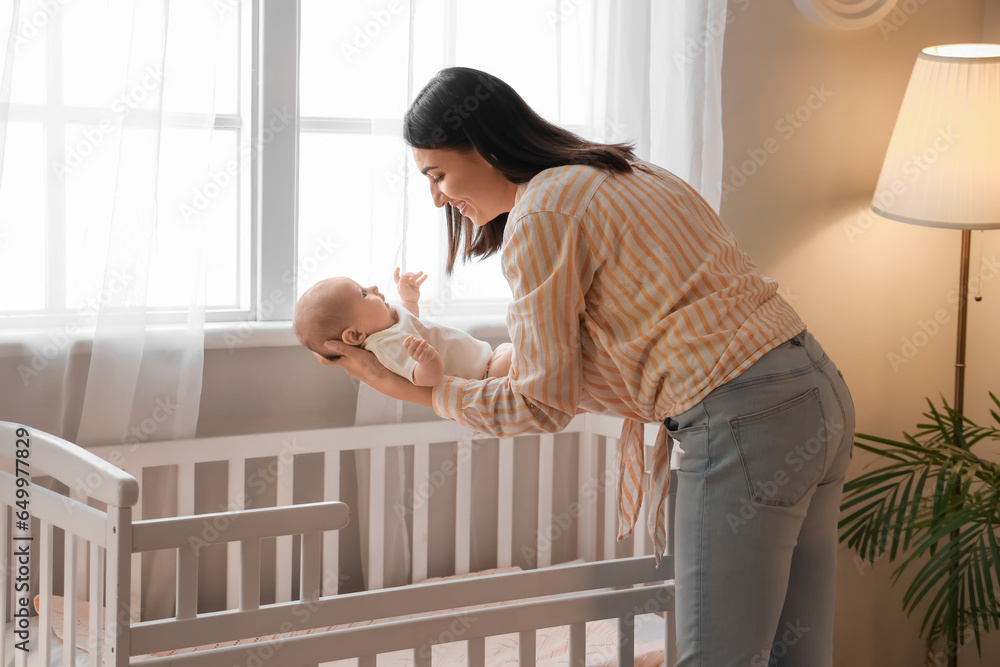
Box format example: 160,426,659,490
319,67,855,666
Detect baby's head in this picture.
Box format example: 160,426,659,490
293,277,396,358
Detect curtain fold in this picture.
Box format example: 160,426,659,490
0,0,219,618
653,0,728,212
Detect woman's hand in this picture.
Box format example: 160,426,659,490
314,341,435,408
314,341,389,385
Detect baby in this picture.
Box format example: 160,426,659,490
293,269,512,387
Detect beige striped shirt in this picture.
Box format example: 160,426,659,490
432,160,805,558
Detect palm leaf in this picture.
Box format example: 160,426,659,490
838,393,1000,651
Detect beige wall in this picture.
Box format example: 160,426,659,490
720,1,998,664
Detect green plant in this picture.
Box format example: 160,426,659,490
839,394,1000,663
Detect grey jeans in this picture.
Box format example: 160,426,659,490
668,330,855,667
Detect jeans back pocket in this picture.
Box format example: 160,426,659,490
728,387,827,507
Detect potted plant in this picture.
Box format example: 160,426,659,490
839,393,1000,666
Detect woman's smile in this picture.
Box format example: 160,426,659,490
412,147,518,226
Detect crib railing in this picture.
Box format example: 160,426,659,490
0,421,139,667
87,413,668,610
5,415,676,666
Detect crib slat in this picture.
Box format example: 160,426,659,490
603,438,618,560
368,446,386,590
89,542,105,659
412,443,429,584
300,531,321,601
227,457,245,609
468,636,486,667
178,461,196,516
63,533,78,667
177,541,199,620
618,615,635,667
70,488,90,602
322,451,340,596
358,655,376,667
276,449,294,602
518,629,536,666
241,538,261,611
634,487,647,556
536,434,554,568
131,469,144,621
106,506,132,667
455,437,472,575
664,592,678,666
38,522,54,667
577,430,598,562
497,438,514,569
414,645,432,667
568,622,586,666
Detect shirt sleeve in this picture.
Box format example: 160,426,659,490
432,211,591,436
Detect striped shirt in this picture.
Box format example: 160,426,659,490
431,160,806,558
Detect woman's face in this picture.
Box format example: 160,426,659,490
412,147,518,226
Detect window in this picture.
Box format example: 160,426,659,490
1,0,610,329
0,0,251,326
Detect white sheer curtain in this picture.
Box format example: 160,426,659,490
0,0,221,616
341,0,728,588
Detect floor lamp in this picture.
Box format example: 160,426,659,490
872,43,1000,417
871,44,1000,667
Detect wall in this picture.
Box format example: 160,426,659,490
720,1,998,665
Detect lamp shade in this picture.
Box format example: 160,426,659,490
872,44,1000,230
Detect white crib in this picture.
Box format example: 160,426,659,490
1,414,677,666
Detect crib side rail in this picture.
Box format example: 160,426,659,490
0,422,137,667
0,422,139,509
131,501,350,552
134,581,674,667
131,501,349,626
129,554,670,656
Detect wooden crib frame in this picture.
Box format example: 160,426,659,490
1,414,677,666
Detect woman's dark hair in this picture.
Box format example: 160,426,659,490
403,67,636,273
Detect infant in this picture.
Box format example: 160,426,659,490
293,269,512,387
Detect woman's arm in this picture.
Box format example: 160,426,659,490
431,211,589,437
316,341,434,408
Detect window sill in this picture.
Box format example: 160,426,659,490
205,313,510,351
0,314,509,357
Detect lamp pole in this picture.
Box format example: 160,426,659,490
953,230,971,418
947,227,972,667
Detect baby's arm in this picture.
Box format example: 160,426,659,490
394,268,427,317
403,335,444,386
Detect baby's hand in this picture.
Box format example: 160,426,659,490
394,268,427,303
403,335,439,364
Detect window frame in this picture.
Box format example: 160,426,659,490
2,0,514,332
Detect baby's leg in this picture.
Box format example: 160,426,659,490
487,344,513,378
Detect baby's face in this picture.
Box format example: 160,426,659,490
332,277,397,337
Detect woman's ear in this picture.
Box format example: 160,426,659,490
340,329,366,346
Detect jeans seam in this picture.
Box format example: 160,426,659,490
817,362,851,476
708,360,823,396
699,400,709,667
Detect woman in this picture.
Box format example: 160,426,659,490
320,67,855,666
